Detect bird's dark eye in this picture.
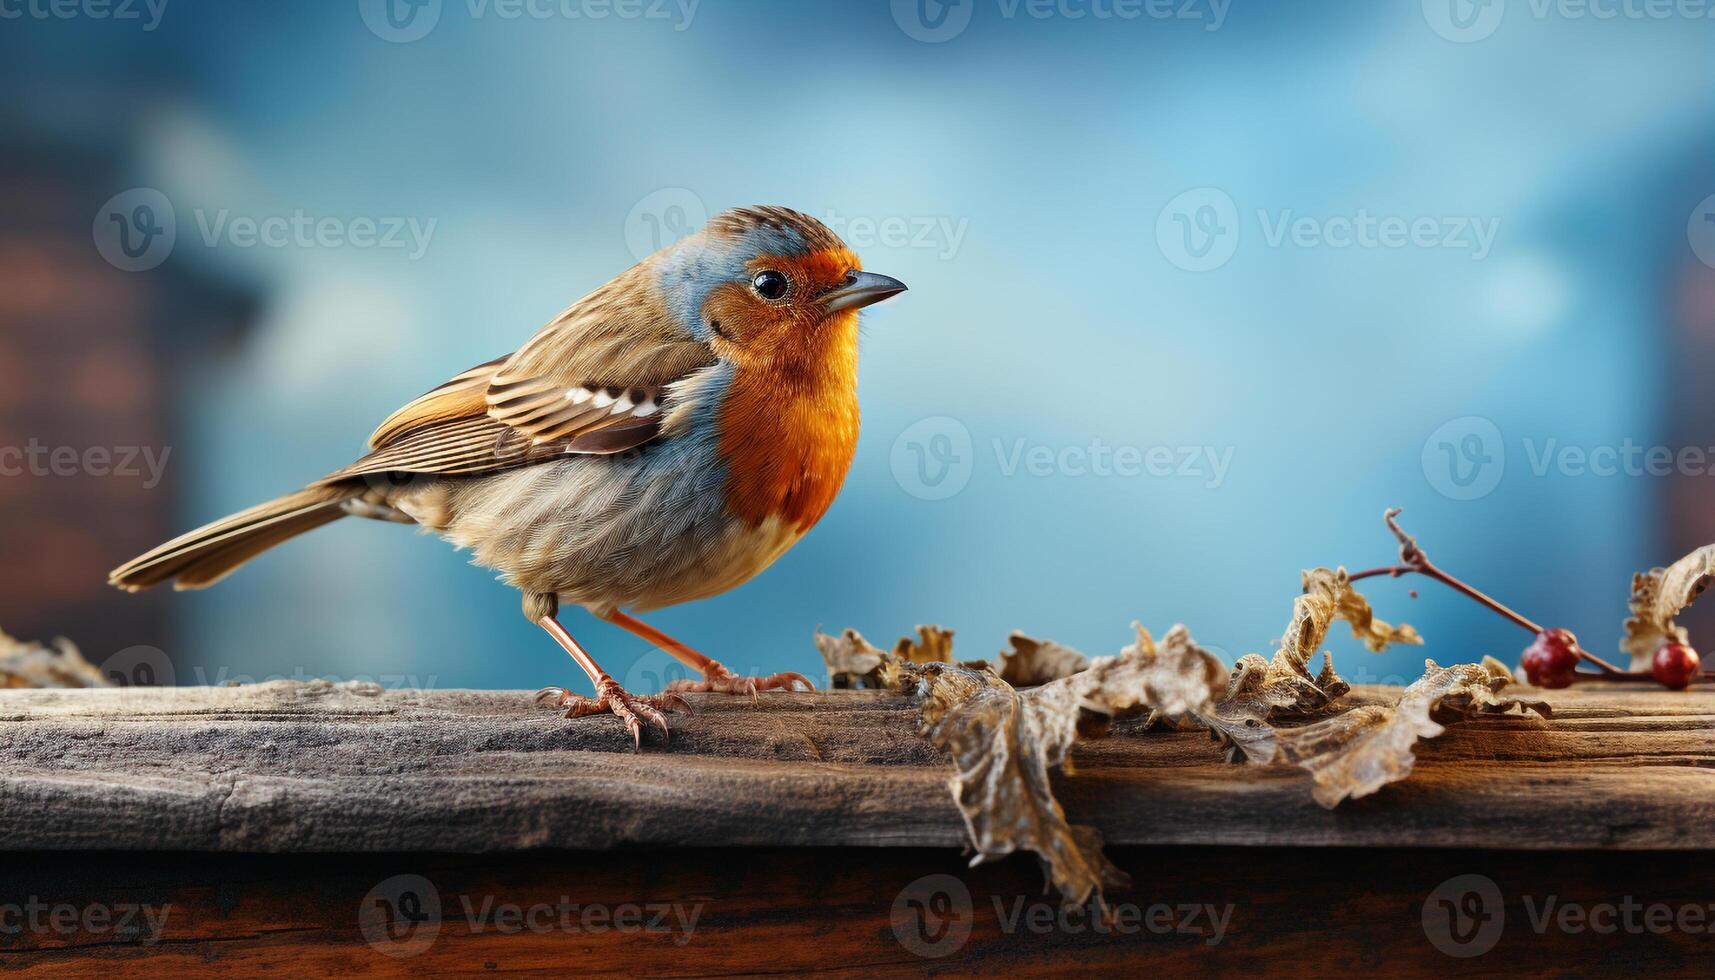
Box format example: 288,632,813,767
751,269,789,301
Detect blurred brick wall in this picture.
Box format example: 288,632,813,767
0,139,253,667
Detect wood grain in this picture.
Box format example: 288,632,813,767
2,848,1713,977
0,681,1710,852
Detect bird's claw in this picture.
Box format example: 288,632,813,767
664,667,815,701
535,681,691,750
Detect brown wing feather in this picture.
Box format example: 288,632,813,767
368,354,506,448
485,267,716,445
337,268,715,484
323,405,669,485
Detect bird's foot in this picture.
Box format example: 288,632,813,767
535,678,692,750
664,665,816,700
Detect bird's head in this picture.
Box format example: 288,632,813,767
654,206,907,370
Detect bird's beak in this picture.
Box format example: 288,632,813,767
822,271,907,313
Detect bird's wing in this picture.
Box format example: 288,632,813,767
483,279,717,446
364,354,508,449
322,281,716,484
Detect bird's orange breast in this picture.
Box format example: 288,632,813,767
716,315,861,533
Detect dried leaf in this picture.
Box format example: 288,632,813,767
814,628,892,689
1196,655,1315,764
1296,562,1420,655
1621,545,1715,671
1195,568,1421,762
915,663,1130,910
895,625,959,665
911,625,1226,912
0,629,108,689
1097,624,1231,718
817,624,995,688
995,631,1090,686
1275,656,1550,808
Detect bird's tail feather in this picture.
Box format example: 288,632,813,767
109,484,358,592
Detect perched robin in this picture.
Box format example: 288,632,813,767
110,205,907,746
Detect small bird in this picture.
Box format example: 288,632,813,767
110,205,907,745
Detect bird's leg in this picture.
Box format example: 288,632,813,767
532,612,690,750
599,608,814,698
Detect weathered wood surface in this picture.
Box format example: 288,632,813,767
0,682,1711,852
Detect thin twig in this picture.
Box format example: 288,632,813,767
1362,508,1636,677
1347,565,1415,582
1376,507,1542,634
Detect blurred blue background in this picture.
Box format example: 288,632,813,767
2,1,1712,691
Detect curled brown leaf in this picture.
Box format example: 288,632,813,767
1309,567,1423,653
814,628,892,689
995,631,1090,687
1275,656,1550,808
1196,568,1421,762
1621,545,1715,671
915,663,1133,912
911,624,1226,913
816,624,974,688
896,624,958,665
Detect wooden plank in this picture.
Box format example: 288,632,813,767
0,682,1711,852
2,848,1713,976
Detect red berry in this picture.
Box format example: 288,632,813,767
1521,628,1580,688
1651,643,1701,690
